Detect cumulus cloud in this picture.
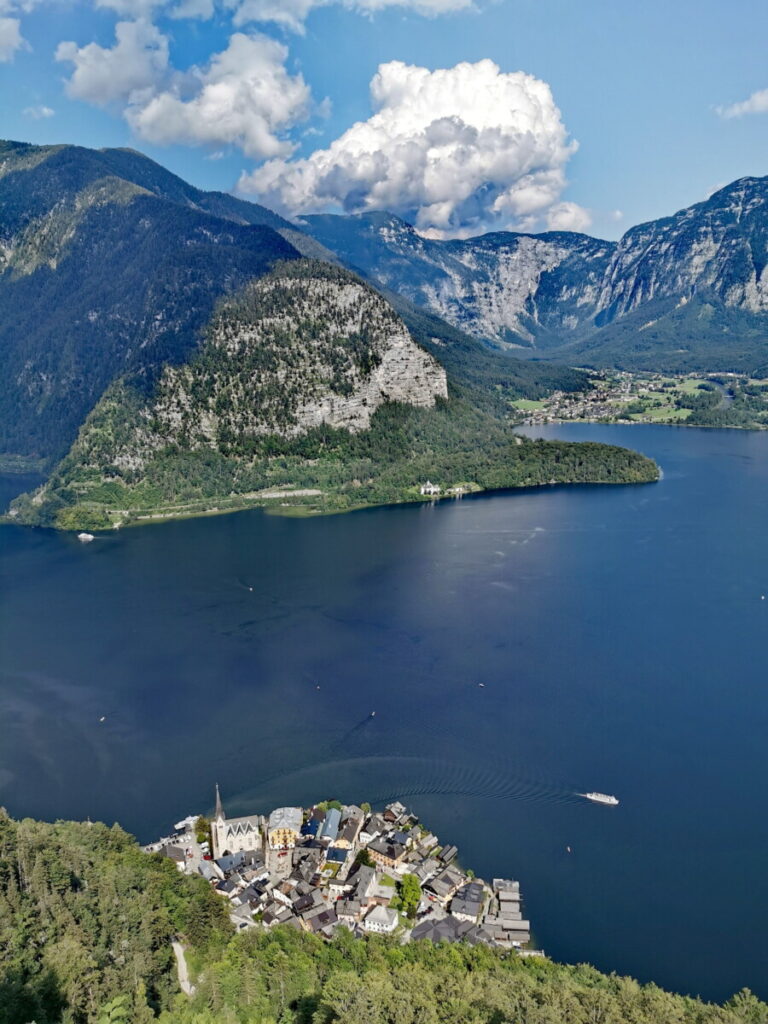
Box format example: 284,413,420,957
23,104,54,118
716,88,768,119
126,32,312,159
546,201,592,233
239,58,584,238
226,0,472,32
56,20,169,105
0,16,23,60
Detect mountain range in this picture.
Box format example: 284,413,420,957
1,138,713,528
302,177,768,374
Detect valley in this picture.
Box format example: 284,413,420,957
514,371,768,429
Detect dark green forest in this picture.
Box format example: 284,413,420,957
1,813,766,1024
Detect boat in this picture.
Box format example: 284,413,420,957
580,792,619,806
77,532,95,543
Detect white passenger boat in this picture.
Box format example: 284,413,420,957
580,792,619,806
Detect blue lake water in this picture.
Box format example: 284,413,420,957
1,423,767,1001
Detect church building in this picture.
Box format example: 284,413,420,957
211,785,264,859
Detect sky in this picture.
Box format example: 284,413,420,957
1,0,766,239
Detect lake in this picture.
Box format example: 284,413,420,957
1,423,767,1001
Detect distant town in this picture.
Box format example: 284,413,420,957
513,371,768,429
144,792,538,953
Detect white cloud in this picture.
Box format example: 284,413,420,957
226,0,473,32
93,0,214,18
126,32,312,159
78,0,471,29
56,20,169,105
0,16,23,61
23,104,54,118
169,0,214,17
716,88,768,119
546,201,591,233
240,58,582,238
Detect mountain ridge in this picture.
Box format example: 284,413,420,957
301,175,768,371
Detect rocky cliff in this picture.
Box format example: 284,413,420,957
303,178,768,371
302,212,614,348
76,260,447,480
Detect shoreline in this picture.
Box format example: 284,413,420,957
1,465,660,533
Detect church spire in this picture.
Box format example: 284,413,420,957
215,783,225,821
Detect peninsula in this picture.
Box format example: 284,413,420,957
145,793,534,951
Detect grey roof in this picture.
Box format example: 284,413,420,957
320,807,342,840
411,916,496,947
451,899,482,919
268,807,303,834
369,837,407,861
336,899,362,918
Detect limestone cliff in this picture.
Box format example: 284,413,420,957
76,260,446,480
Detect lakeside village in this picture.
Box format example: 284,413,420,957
513,370,768,427
144,792,539,953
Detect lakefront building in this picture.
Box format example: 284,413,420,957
267,806,303,849
211,785,263,859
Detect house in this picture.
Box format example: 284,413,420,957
450,898,482,923
426,866,465,901
336,899,362,924
303,906,338,934
439,844,458,864
325,847,348,867
364,905,399,934
267,807,303,849
383,801,407,823
211,786,264,859
346,864,378,903
420,482,441,497
319,808,341,842
368,838,407,870
335,814,363,850
411,916,495,946
159,844,187,871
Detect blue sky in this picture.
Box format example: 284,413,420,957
1,0,766,239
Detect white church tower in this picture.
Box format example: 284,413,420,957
210,784,264,859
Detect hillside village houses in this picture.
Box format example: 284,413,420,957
145,791,537,952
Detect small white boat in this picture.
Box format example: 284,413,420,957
77,532,95,543
580,792,619,806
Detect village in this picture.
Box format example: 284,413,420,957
144,792,537,953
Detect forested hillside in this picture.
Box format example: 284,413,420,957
0,142,302,464
9,262,658,531
1,812,766,1024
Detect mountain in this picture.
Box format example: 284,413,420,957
0,140,592,469
0,140,658,529
12,260,656,531
0,141,301,464
302,177,768,372
301,211,614,349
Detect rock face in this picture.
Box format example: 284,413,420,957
302,212,614,348
303,177,768,369
594,177,768,320
69,260,447,478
